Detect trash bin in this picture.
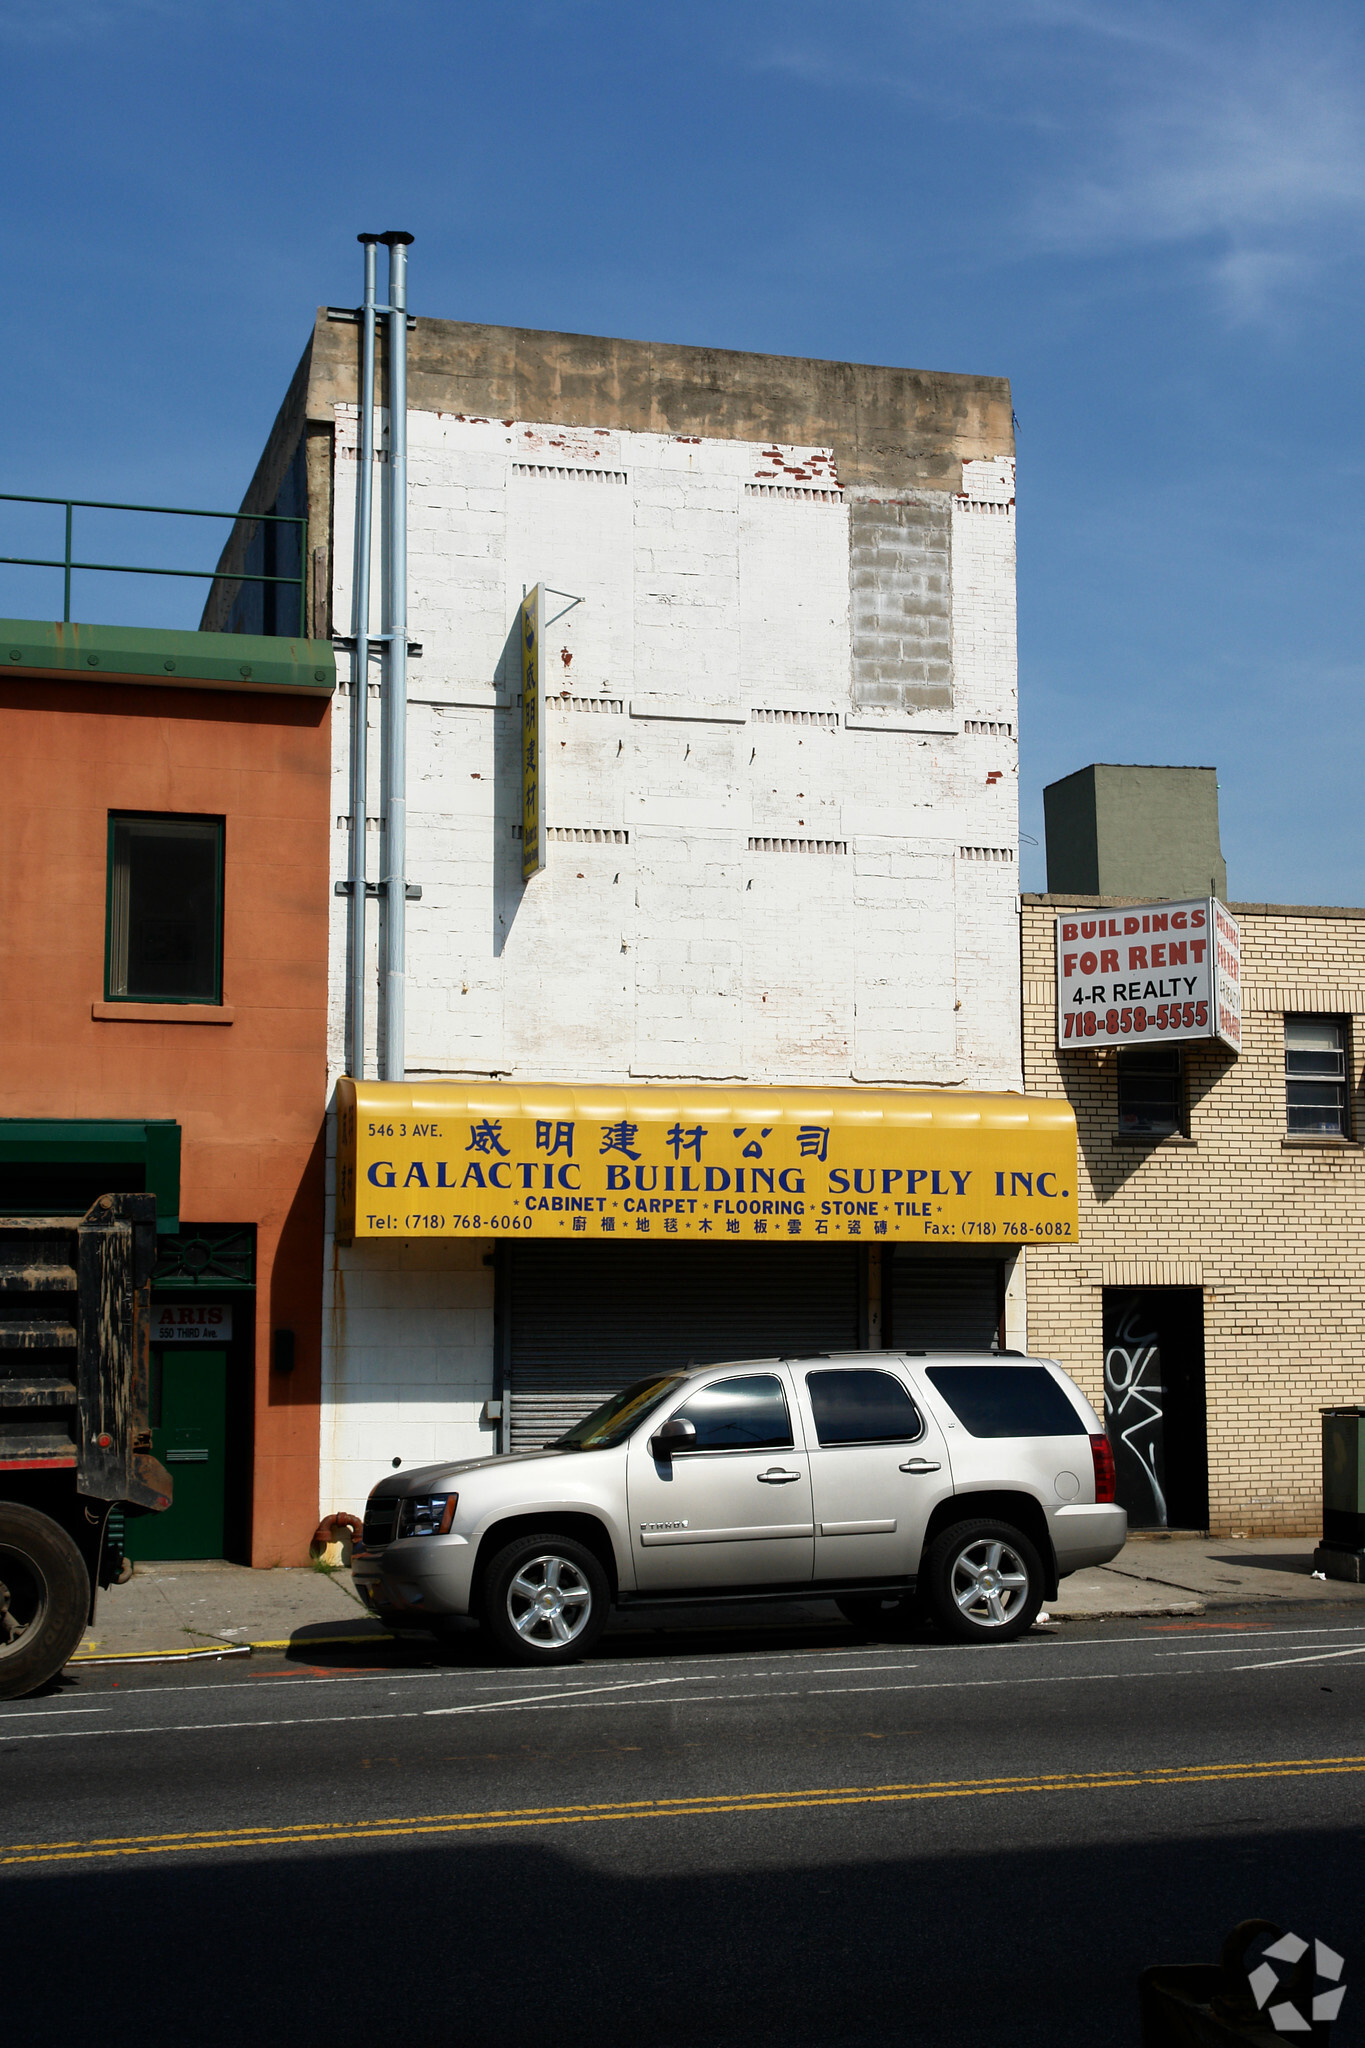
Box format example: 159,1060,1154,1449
1314,1405,1365,1584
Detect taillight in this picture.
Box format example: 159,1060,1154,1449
1090,1433,1116,1504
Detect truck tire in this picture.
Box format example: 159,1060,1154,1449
0,1503,91,1700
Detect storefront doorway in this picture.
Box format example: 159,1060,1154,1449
129,1226,256,1561
1101,1288,1208,1531
122,1347,228,1560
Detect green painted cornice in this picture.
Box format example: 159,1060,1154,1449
0,619,334,696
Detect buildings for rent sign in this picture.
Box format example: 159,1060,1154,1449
1055,897,1241,1053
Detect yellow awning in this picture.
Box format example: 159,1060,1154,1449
336,1080,1077,1248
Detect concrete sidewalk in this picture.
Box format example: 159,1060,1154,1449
71,1534,1365,1667
1049,1534,1365,1620
73,1559,383,1667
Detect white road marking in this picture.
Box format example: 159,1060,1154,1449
1029,1624,1365,1649
807,1676,917,1692
0,1707,107,1719
0,1711,409,1742
23,1620,1365,1729
0,1666,1200,1742
1163,1636,1365,1658
47,1622,1365,1706
427,1675,695,1716
786,1665,908,1675
1231,1646,1365,1672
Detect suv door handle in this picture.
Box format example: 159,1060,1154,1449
899,1458,942,1474
757,1468,802,1483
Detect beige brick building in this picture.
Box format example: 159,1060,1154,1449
1021,894,1365,1536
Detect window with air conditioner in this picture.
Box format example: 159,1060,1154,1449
1285,1016,1348,1136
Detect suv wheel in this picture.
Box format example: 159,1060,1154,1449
481,1533,610,1665
922,1518,1043,1644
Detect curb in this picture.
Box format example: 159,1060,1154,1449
1049,1604,1205,1622
246,1632,389,1651
68,1644,253,1669
69,1629,389,1667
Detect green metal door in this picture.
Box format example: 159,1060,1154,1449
123,1348,228,1560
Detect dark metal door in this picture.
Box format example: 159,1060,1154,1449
887,1252,1003,1350
1102,1289,1207,1531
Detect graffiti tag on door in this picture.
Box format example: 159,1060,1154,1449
1104,1300,1168,1528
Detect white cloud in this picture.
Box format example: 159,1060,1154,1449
0,0,227,46
760,1,1365,321
1022,8,1365,319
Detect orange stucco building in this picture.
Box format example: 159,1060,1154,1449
0,622,335,1564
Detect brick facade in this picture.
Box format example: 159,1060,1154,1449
1021,894,1365,1536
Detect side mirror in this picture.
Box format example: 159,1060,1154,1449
649,1416,697,1460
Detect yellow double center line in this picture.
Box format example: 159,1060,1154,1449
6,1754,1364,1869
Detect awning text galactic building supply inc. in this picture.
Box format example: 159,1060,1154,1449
1055,897,1242,1053
335,1081,1079,1246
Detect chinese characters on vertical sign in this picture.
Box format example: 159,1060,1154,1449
520,584,544,882
1211,899,1242,1051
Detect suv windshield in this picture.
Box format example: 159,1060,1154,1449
551,1375,684,1450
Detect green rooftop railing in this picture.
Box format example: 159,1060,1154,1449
0,493,306,630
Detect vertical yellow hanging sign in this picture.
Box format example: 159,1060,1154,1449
521,584,544,881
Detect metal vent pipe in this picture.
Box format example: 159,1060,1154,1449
379,230,413,1084
346,233,380,1082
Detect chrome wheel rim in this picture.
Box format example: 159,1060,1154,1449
950,1538,1029,1628
506,1553,593,1648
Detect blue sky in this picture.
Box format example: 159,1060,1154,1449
2,0,1362,900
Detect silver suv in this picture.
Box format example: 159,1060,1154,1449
352,1351,1125,1663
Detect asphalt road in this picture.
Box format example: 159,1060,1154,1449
5,1606,1365,2048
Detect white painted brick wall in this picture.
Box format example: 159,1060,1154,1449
320,412,1020,1517
951,458,1020,1084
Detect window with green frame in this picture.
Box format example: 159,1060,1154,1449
106,813,225,1004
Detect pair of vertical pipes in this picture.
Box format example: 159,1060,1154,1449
348,231,412,1083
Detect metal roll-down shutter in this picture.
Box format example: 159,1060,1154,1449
507,1240,860,1450
888,1252,1003,1351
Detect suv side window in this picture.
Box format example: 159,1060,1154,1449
806,1369,923,1446
925,1365,1086,1438
673,1374,793,1451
